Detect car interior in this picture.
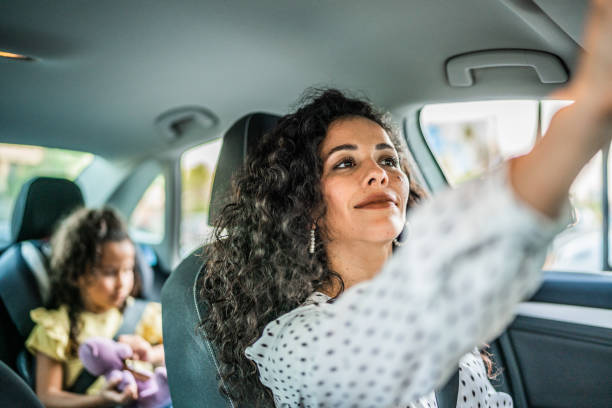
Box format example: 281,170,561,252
1,1,611,407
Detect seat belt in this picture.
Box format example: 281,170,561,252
20,240,51,306
69,299,149,394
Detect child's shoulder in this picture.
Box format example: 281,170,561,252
27,305,71,361
30,304,70,327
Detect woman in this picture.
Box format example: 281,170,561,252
200,1,612,406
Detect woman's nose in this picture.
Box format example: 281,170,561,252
364,160,389,186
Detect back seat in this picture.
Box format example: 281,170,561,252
0,177,84,372
0,176,161,379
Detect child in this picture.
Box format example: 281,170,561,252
25,207,165,407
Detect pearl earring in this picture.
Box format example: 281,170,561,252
309,225,316,254
393,238,403,247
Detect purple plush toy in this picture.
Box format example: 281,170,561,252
78,337,171,408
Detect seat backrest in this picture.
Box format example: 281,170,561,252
0,360,43,408
0,177,164,379
0,177,84,371
162,113,279,408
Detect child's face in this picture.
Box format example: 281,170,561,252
79,239,136,313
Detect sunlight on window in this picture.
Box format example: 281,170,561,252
0,143,93,243
419,99,607,272
129,175,165,244
546,152,602,271
180,138,223,256
421,100,537,184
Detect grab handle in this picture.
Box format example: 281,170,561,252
446,49,568,87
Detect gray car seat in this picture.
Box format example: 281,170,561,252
0,176,160,384
0,177,84,372
162,113,280,408
161,112,464,408
0,360,44,408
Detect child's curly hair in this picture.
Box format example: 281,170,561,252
48,206,140,356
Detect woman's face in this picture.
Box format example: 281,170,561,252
319,116,409,244
79,239,135,313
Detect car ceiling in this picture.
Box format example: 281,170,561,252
0,0,589,161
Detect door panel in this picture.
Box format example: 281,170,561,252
496,271,612,408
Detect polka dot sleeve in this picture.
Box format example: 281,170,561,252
245,165,570,407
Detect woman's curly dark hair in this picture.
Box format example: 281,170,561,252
199,89,426,406
48,206,139,356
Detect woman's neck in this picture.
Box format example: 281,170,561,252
320,239,392,297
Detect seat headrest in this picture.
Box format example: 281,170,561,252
208,112,280,225
11,177,85,242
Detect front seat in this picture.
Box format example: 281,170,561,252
0,177,84,372
162,113,280,408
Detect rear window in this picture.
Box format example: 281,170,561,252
419,100,610,273
0,143,93,244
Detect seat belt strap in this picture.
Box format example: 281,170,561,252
20,241,51,305
114,298,148,339
69,299,149,394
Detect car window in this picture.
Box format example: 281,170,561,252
129,174,165,245
420,100,608,273
180,138,223,256
0,143,93,245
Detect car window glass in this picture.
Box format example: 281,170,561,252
420,100,607,273
129,174,165,244
180,138,223,256
420,100,538,185
0,143,93,245
546,152,602,271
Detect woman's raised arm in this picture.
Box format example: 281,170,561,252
511,0,612,218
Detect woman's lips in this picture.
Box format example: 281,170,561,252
356,200,396,209
355,193,398,209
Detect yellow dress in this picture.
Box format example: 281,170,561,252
25,298,162,395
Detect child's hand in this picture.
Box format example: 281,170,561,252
118,334,153,361
100,376,138,406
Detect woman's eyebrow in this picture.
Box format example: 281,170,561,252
325,143,395,161
325,144,357,160
376,143,395,151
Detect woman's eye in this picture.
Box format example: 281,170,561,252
334,157,355,169
381,156,399,167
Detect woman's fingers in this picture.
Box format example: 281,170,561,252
570,0,612,114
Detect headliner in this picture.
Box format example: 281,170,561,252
0,0,588,160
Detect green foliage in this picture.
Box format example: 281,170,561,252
181,163,213,214
0,144,93,220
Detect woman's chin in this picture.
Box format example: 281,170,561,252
356,222,404,243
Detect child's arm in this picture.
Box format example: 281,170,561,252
35,352,137,408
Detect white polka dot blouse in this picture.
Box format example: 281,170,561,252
245,165,570,407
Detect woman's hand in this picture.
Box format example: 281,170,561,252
99,377,138,406
510,0,612,218
553,0,612,151
118,334,153,361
